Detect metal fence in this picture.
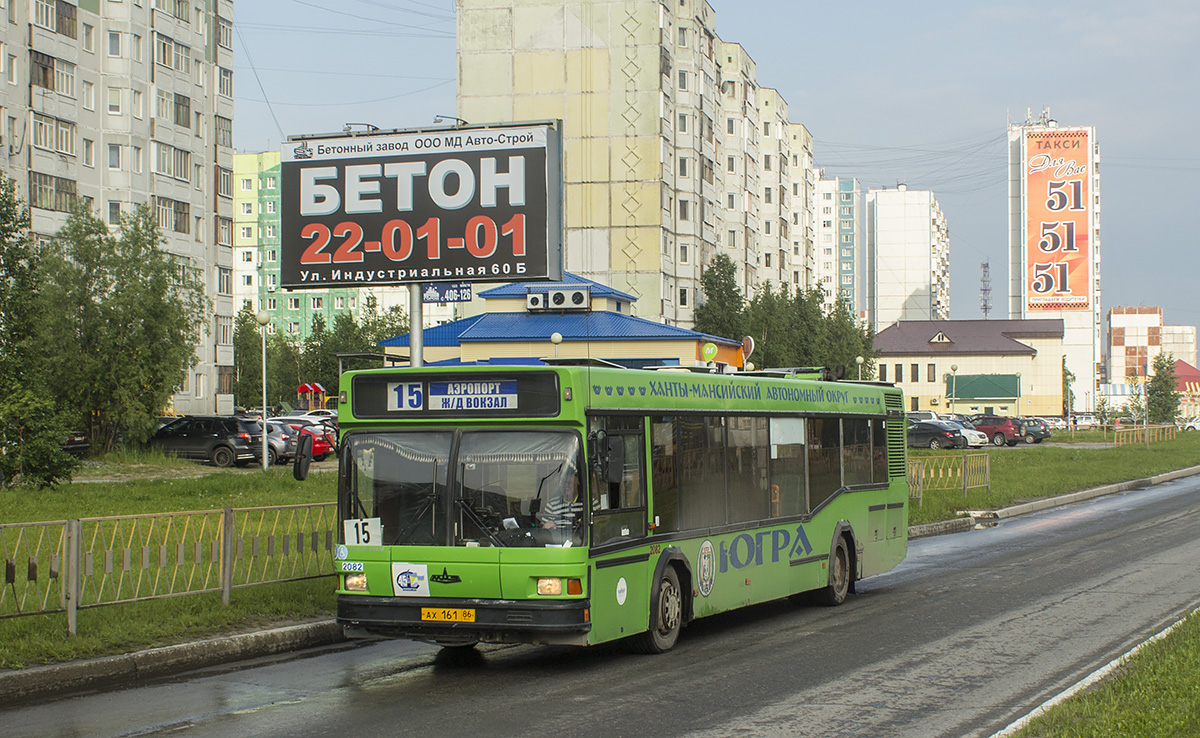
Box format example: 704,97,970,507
908,453,991,508
1,503,336,634
1113,424,1177,447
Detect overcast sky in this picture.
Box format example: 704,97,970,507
235,0,1200,335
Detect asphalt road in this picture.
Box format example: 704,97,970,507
6,475,1200,738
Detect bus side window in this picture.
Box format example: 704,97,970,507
590,417,646,546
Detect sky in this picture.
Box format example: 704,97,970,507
234,0,1200,336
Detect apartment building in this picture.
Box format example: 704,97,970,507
456,0,815,329
866,185,950,333
813,177,861,313
2,0,235,413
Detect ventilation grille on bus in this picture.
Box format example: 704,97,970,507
885,392,907,479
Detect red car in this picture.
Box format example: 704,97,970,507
969,415,1022,447
270,417,336,461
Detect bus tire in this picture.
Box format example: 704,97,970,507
819,537,851,607
633,566,683,654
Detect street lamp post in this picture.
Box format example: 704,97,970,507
551,332,563,358
255,310,270,470
950,364,957,415
855,355,864,380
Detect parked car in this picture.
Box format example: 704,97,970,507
1178,417,1200,431
148,416,263,467
969,415,1022,447
263,421,299,465
907,420,965,450
906,411,940,423
942,419,988,448
1070,414,1097,429
270,417,336,461
60,431,90,456
1017,417,1051,444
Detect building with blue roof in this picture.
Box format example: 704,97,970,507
381,274,745,369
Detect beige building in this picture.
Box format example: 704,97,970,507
874,320,1065,417
1107,306,1197,382
456,0,817,328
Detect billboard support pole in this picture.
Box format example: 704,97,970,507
409,284,424,367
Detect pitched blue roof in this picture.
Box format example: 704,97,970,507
460,312,738,344
477,273,637,302
379,311,739,347
377,314,483,348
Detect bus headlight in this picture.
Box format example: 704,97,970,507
345,573,368,591
537,578,582,596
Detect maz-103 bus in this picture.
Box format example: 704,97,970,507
333,362,908,653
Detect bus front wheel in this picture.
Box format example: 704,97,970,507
634,566,682,654
819,537,851,607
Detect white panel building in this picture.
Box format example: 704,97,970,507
865,185,950,334
3,0,236,414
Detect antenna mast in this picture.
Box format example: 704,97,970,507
980,261,992,319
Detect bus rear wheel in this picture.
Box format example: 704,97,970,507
633,566,682,654
819,537,851,607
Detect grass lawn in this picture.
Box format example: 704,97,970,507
1012,608,1200,738
907,434,1200,526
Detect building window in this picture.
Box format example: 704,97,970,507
265,176,277,189
82,139,93,166
215,116,232,148
217,167,232,197
764,188,772,204
840,193,852,202
216,217,232,247
28,171,77,212
679,199,689,221
241,202,253,215
217,316,232,348
217,268,231,295
265,201,276,214
287,297,299,310
312,296,323,309
241,274,253,287
335,296,345,309
108,201,120,224
727,156,734,173
173,93,190,126
764,154,771,171
679,158,688,177
678,70,687,90
217,16,232,49
266,225,277,238
218,67,233,97
107,143,121,169
879,364,887,382
82,23,94,51
727,193,735,209
241,226,252,239
107,87,121,114
679,243,688,263
288,322,299,335
679,288,688,307
911,364,920,383
266,249,277,262
240,177,252,191
928,364,937,382
894,364,903,383
132,34,142,62
726,118,734,135
108,31,121,56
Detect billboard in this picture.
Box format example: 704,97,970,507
1024,128,1092,311
280,122,562,290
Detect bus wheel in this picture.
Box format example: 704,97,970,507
634,566,683,654
819,538,851,607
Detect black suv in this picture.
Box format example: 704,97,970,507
149,416,263,467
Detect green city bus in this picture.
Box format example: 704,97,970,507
333,362,908,653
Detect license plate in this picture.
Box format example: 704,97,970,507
421,608,475,623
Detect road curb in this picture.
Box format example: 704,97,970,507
0,620,343,704
909,464,1200,538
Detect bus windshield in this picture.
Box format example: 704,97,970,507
345,430,585,548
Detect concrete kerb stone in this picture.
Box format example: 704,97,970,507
909,464,1200,539
0,620,343,704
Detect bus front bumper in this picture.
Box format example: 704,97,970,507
338,595,592,646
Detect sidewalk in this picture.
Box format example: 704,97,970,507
4,463,1199,705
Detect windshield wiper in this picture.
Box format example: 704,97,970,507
454,498,505,547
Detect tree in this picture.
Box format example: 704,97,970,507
232,306,264,409
0,178,76,486
1061,356,1075,416
36,204,210,452
693,254,747,342
1146,353,1181,424
1095,397,1111,426
358,294,409,346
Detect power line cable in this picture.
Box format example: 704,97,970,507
236,26,285,140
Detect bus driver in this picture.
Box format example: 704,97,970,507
539,467,584,538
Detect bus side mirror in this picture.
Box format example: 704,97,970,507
605,435,624,485
293,433,313,481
